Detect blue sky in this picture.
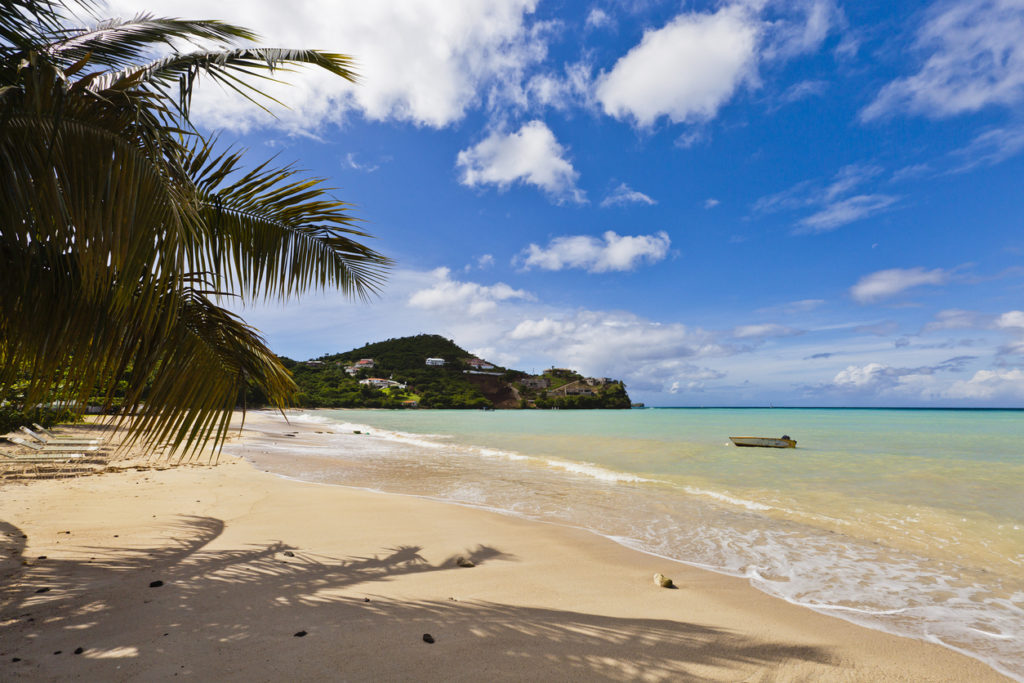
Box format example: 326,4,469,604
110,0,1024,406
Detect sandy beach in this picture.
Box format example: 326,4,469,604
0,414,1010,681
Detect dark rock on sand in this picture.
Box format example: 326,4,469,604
294,630,307,637
149,580,164,588
422,634,435,644
35,587,50,593
74,647,83,654
283,551,295,557
456,557,475,568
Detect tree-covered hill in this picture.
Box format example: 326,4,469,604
272,334,631,410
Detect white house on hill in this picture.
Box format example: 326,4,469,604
425,357,445,366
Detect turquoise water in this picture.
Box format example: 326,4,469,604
230,408,1024,679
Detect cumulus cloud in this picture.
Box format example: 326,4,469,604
862,0,1024,121
505,310,728,393
517,230,671,272
595,5,760,127
996,310,1024,328
832,362,896,389
107,0,546,132
408,267,533,315
585,8,613,30
525,61,594,111
831,356,978,396
944,369,1024,400
600,182,657,207
849,267,950,303
704,198,721,209
456,120,585,202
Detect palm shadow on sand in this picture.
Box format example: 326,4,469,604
0,517,834,680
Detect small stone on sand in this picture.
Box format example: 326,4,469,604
35,587,50,593
74,647,83,655
283,551,295,557
456,557,475,568
654,573,675,588
149,580,164,588
422,633,435,644
294,630,307,637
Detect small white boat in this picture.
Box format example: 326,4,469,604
729,436,796,449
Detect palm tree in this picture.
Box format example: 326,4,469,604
0,0,391,456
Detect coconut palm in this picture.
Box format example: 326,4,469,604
0,0,390,456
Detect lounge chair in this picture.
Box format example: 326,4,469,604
20,426,99,445
1,451,86,462
6,436,100,452
33,423,87,439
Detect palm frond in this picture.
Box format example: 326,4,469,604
118,288,296,459
89,47,356,117
46,15,258,70
185,141,391,301
1,4,386,457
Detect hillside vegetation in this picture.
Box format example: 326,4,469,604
267,334,631,410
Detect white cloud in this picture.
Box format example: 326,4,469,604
944,369,1024,400
106,0,546,132
517,230,670,273
595,6,760,127
776,78,829,105
342,152,379,173
704,198,721,209
732,323,802,339
766,298,825,315
832,362,893,389
923,308,987,332
408,267,533,316
795,194,899,233
456,120,585,203
849,267,950,304
585,8,613,30
949,125,1024,172
862,0,1024,121
509,317,570,340
996,310,1024,328
505,310,727,393
756,164,898,232
600,182,657,207
525,61,594,111
762,0,840,60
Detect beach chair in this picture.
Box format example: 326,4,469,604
20,423,98,446
33,423,88,439
1,451,86,462
6,436,100,452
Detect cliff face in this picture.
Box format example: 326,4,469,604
464,374,519,408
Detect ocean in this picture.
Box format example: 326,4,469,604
227,407,1024,679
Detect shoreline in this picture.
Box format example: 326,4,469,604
0,414,1012,681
